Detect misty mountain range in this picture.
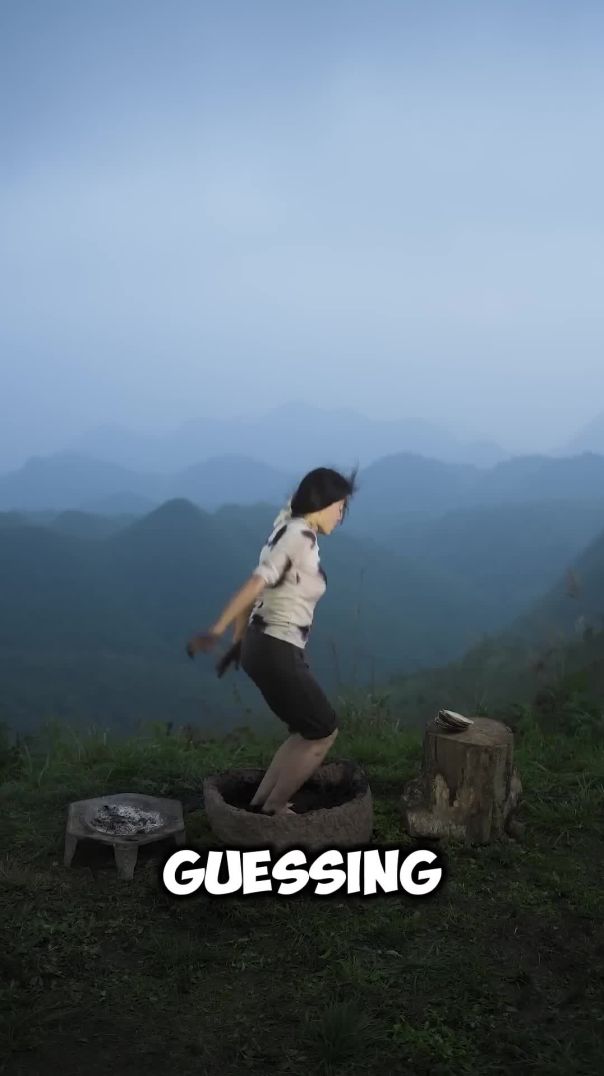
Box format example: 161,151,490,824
5,401,602,482
3,440,604,519
3,473,604,735
0,453,291,514
390,517,604,723
0,497,503,735
4,399,604,737
563,411,604,458
62,401,509,473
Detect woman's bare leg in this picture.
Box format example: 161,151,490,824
250,734,301,807
261,729,339,815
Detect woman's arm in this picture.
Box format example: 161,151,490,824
211,523,302,641
209,574,267,637
232,600,256,642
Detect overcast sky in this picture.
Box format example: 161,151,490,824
1,0,603,470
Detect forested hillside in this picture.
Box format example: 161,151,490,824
388,523,604,727
0,499,500,734
4,447,604,739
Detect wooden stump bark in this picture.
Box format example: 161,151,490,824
400,717,522,844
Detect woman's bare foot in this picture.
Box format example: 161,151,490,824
261,801,296,816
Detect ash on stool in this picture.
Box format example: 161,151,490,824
91,803,164,835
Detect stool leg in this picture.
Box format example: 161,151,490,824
64,833,78,867
114,843,138,881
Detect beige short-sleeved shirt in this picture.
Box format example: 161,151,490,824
249,516,327,648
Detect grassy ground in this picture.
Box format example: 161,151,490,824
0,700,603,1075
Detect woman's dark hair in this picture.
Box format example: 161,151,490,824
290,465,359,523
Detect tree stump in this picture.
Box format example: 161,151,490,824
400,717,522,844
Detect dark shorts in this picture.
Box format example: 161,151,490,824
240,626,338,741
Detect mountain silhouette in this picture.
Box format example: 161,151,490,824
63,401,507,472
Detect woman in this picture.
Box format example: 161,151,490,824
187,466,358,815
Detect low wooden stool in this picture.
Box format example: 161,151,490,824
64,793,186,880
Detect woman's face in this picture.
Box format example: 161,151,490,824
319,499,346,534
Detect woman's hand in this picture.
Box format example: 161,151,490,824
186,576,264,660
215,640,242,678
186,631,221,659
